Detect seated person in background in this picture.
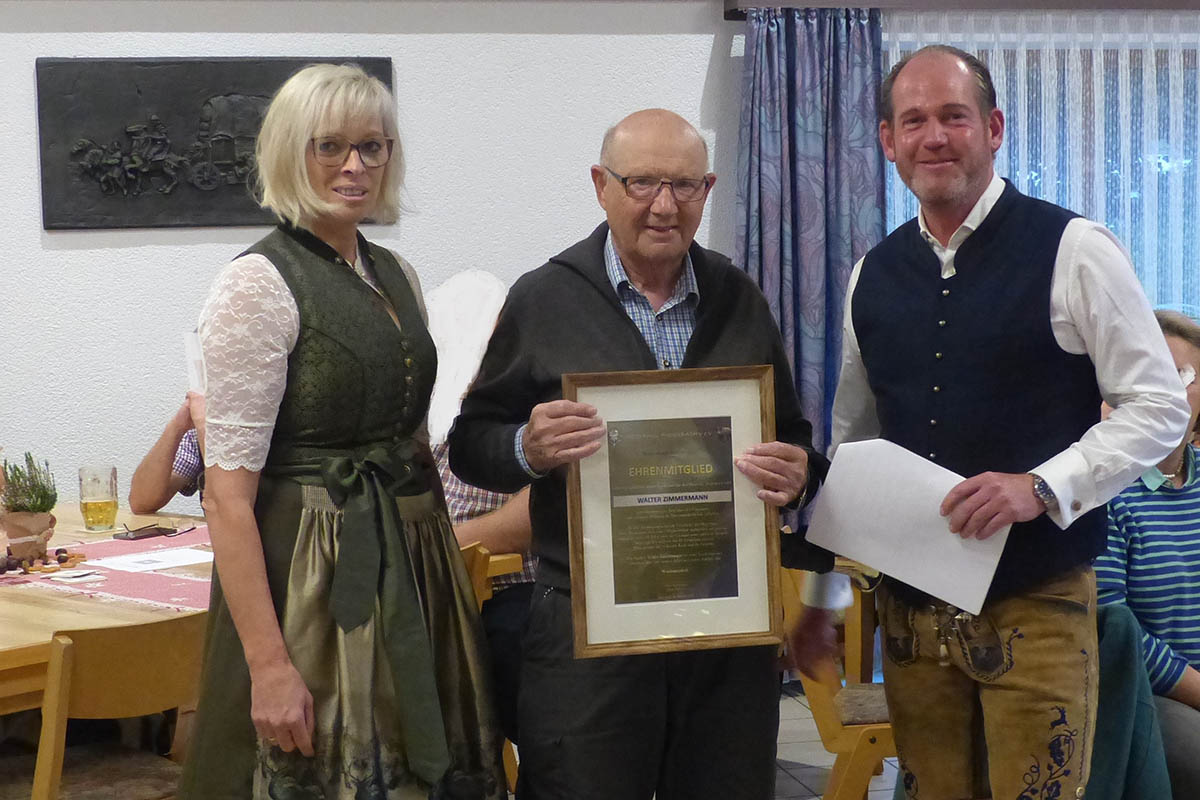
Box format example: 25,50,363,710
1096,308,1200,800
128,391,205,514
425,269,535,746
432,452,531,745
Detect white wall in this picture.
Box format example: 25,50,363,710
0,0,745,512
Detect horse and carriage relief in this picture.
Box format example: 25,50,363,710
70,94,270,197
37,57,391,229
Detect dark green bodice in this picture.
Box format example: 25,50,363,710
243,225,436,469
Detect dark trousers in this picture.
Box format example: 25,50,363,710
1155,695,1200,800
481,580,534,745
516,586,780,800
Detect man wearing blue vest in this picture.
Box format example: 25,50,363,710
825,45,1190,798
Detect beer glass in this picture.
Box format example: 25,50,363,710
79,465,118,530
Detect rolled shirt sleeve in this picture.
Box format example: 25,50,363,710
1033,220,1191,527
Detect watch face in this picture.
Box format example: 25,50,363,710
1031,475,1056,508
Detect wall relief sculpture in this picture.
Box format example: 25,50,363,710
37,57,393,229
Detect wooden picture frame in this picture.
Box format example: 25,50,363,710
563,365,782,658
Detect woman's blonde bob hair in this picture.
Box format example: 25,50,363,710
254,63,403,226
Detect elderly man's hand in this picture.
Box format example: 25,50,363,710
735,441,809,506
786,605,838,679
523,400,605,473
940,471,1045,540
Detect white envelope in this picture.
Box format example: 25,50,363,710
806,439,1010,614
184,331,206,393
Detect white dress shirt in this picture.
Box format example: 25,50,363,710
804,173,1190,609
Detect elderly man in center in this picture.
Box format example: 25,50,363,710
449,108,835,799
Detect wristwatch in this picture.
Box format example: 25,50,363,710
1029,473,1059,513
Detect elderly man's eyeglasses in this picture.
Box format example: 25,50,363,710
603,166,712,203
310,136,395,168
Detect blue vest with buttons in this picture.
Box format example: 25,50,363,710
854,180,1105,605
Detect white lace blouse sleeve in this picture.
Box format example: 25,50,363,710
199,253,300,472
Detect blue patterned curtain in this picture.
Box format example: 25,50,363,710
736,8,886,453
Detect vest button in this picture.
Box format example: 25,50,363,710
938,319,947,327
942,288,950,296
935,352,943,359
930,419,937,426
929,452,937,459
933,385,941,392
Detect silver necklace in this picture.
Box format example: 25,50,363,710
1162,455,1186,482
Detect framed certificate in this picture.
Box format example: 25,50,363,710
563,365,782,658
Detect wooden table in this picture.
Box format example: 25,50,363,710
0,505,208,716
1,505,524,718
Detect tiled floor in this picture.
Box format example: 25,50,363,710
774,682,897,800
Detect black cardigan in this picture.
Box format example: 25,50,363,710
449,223,829,588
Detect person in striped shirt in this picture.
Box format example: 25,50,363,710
128,391,205,513
1096,308,1200,800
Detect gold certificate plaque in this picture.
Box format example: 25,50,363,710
563,365,782,658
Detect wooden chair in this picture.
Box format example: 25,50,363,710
460,541,497,608
459,542,521,794
781,568,895,800
834,557,880,686
0,612,207,800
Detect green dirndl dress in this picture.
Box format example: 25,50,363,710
179,225,505,800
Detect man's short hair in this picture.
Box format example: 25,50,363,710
877,45,997,124
254,63,404,226
1156,309,1200,352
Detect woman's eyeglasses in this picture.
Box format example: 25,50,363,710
310,136,394,168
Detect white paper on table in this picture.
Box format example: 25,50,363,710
89,547,214,573
184,331,206,393
806,439,1010,615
